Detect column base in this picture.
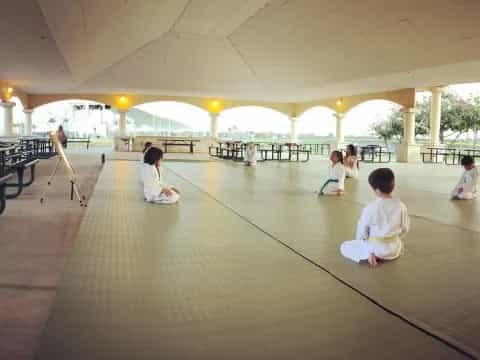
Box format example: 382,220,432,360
333,142,346,151
114,136,132,152
396,143,421,163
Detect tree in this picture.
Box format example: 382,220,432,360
371,92,480,144
370,106,427,144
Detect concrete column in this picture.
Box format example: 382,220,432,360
118,110,127,137
429,86,444,145
403,107,415,145
290,116,298,143
335,112,345,149
0,101,15,136
210,113,219,139
396,107,421,162
24,109,34,136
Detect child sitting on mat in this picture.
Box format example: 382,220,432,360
142,147,180,204
340,168,409,267
344,144,359,179
451,155,478,200
245,142,257,166
318,150,346,196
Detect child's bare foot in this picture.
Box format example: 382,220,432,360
368,253,378,268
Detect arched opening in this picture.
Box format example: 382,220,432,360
218,106,289,142
33,99,113,144
0,96,25,135
344,99,402,147
11,96,25,135
133,101,210,136
296,106,336,143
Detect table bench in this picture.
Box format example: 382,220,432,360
67,137,91,149
360,145,392,163
0,143,40,199
421,147,457,165
163,139,200,154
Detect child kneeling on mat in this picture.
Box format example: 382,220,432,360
318,150,346,196
142,147,180,204
340,168,409,267
451,155,478,200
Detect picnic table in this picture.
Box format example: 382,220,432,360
360,145,392,163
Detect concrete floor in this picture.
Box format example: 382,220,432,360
0,154,103,360
34,157,480,359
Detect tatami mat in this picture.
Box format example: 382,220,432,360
166,159,480,358
35,160,476,359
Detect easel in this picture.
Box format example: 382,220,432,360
40,133,87,207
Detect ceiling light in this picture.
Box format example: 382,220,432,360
336,99,342,106
7,87,13,93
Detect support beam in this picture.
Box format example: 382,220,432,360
403,107,416,145
396,107,420,162
210,113,219,140
118,110,128,137
290,116,298,143
0,101,15,136
429,87,444,145
24,109,34,136
335,112,345,150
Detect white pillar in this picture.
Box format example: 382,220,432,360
118,110,127,137
430,87,444,145
396,107,421,163
290,116,298,143
0,101,15,136
403,107,415,145
335,112,345,149
210,113,219,139
24,109,34,136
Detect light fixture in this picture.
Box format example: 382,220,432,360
336,98,342,107
119,96,127,103
207,98,223,113
7,87,13,94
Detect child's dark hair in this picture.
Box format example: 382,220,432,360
461,155,474,166
368,168,395,194
144,147,163,165
332,150,344,164
346,144,357,157
143,142,153,153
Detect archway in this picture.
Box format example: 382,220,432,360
218,106,289,142
343,99,402,147
296,106,336,143
133,101,210,136
33,100,113,138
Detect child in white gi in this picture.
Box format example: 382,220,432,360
319,150,346,196
344,144,359,179
451,155,478,200
340,168,409,267
142,147,180,204
245,142,257,166
140,142,153,180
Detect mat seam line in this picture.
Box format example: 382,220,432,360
165,165,478,360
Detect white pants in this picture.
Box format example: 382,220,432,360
451,189,477,200
148,192,180,204
345,167,358,179
319,179,342,196
340,239,402,263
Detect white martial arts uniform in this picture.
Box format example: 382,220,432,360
141,164,180,204
344,155,359,179
319,162,346,195
245,146,257,166
340,197,409,263
451,166,478,200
